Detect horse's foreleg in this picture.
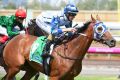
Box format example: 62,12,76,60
21,69,38,80
2,66,16,80
34,72,40,80
5,67,20,80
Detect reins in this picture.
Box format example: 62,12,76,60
56,50,83,60
54,22,93,60
55,33,89,60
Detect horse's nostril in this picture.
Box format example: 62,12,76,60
110,39,116,47
111,40,114,43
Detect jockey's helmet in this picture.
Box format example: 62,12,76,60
64,4,78,15
15,9,26,19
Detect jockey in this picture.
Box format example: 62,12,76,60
36,4,78,54
0,9,26,45
35,4,78,75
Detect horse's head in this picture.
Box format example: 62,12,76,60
77,15,116,47
91,15,116,47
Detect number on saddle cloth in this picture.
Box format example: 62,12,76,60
29,36,48,64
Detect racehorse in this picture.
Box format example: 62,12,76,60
0,28,42,80
0,21,42,80
0,19,45,80
2,15,116,80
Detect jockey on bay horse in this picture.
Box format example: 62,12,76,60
29,4,79,75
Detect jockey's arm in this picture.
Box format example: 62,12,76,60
51,17,76,36
7,25,19,37
62,28,77,32
7,22,25,36
51,25,76,36
51,17,63,36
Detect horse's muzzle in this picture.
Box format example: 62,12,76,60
104,38,116,47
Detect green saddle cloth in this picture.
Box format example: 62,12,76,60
29,36,47,64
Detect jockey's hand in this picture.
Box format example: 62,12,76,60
63,28,77,33
71,28,77,33
20,30,25,34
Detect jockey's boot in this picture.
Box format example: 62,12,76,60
42,40,53,58
42,40,53,75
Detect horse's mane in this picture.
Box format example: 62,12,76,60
77,21,91,33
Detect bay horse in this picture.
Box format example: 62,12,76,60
3,15,116,80
0,19,44,80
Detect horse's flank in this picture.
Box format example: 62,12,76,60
3,35,37,67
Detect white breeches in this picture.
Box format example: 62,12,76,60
0,25,8,36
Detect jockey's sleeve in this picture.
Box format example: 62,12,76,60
7,25,19,36
65,21,72,28
7,17,19,36
51,17,63,36
0,15,19,36
0,16,8,26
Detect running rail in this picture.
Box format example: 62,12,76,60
87,47,120,54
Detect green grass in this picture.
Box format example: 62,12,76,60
0,74,120,80
74,75,119,80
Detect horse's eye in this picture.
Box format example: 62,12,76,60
97,26,103,33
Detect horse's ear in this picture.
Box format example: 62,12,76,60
91,14,96,22
96,14,101,21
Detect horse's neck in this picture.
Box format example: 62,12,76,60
66,24,94,60
68,36,93,60
54,22,94,61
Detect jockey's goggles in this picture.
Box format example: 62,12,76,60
68,13,76,16
17,17,25,20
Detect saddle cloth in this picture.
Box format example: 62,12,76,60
29,36,47,64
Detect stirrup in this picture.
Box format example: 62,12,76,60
41,52,53,59
43,56,51,76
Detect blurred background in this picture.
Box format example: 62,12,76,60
0,0,119,22
0,0,120,80
0,0,118,10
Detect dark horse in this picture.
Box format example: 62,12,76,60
2,15,116,80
